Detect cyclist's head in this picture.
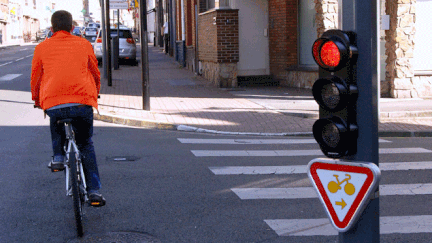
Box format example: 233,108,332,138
51,10,73,33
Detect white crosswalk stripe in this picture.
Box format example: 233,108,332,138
232,183,432,199
178,138,391,144
192,147,432,157
0,74,22,81
209,161,432,175
179,137,432,238
265,215,432,236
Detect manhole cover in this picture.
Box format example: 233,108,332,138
67,231,161,243
107,156,140,162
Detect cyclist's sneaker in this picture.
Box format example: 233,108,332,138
88,191,106,207
47,160,65,172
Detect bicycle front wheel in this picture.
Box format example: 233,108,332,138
69,151,84,237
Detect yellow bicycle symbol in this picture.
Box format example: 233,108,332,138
327,174,355,195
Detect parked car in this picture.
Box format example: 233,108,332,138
83,27,98,42
94,26,137,65
87,23,101,29
36,29,49,42
72,26,84,37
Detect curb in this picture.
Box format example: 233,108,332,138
93,111,432,137
93,112,177,130
278,110,432,120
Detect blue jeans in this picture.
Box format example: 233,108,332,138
46,105,101,192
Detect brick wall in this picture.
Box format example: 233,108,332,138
198,10,218,62
268,0,298,81
216,9,239,63
197,9,239,63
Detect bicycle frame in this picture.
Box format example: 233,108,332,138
64,122,88,202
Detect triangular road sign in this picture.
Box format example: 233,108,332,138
307,158,380,232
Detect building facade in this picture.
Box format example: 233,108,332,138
171,0,432,98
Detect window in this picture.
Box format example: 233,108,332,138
298,0,317,66
413,0,432,71
206,0,230,10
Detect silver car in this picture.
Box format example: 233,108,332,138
94,27,137,64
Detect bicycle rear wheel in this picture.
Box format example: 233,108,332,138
68,151,84,237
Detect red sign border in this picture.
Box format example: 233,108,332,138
309,161,375,230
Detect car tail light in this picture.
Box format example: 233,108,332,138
126,38,135,44
96,38,102,43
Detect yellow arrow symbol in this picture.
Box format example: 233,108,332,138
335,199,347,209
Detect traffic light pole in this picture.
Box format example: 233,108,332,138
105,0,112,86
339,0,379,242
140,0,150,110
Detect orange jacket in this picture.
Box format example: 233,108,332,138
31,31,100,110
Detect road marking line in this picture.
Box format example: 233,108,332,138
0,61,13,67
209,161,432,175
231,183,432,199
265,215,432,236
192,148,431,157
178,138,391,144
0,74,22,81
16,57,24,61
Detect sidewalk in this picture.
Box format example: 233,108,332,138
95,45,432,137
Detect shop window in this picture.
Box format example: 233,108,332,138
206,0,230,10
299,0,317,66
413,0,432,71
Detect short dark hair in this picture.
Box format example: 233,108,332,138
51,10,73,33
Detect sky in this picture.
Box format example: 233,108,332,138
55,0,102,23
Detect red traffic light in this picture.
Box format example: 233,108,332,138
312,30,357,71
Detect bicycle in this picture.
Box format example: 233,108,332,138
59,118,88,237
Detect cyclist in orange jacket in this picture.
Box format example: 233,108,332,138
31,10,105,206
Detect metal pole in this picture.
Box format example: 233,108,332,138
140,0,150,110
339,0,379,241
100,0,107,78
105,0,112,86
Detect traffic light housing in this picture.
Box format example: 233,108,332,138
311,30,358,158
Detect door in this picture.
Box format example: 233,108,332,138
233,0,270,76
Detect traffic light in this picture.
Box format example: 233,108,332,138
311,30,358,158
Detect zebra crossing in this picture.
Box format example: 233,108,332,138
178,137,432,239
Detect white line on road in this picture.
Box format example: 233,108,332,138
209,161,432,175
0,61,13,67
265,215,432,236
231,183,432,199
178,138,391,144
16,57,24,61
0,74,22,81
192,148,432,157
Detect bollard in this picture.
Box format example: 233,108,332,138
111,37,119,70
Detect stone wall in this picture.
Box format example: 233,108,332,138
284,71,319,89
385,0,416,98
200,61,238,87
314,0,338,38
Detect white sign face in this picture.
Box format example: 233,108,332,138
307,158,381,232
315,169,367,222
110,0,128,9
110,3,128,9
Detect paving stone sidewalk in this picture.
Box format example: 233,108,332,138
95,45,432,136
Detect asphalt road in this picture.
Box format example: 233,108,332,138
3,45,432,242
